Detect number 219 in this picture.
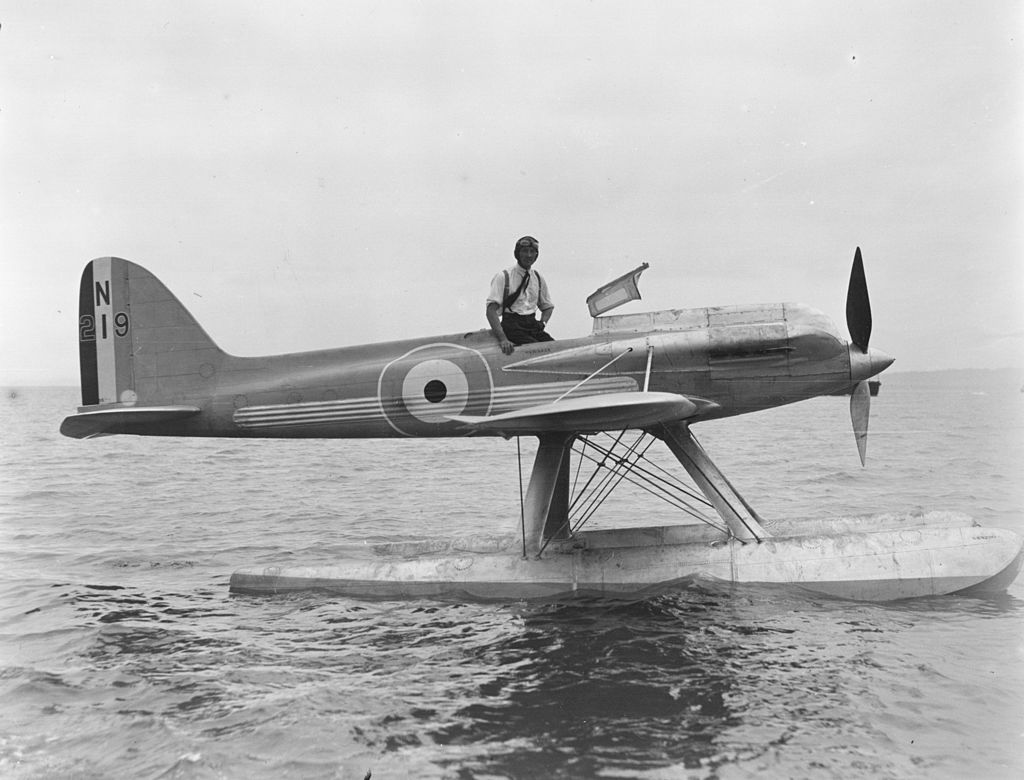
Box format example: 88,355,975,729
79,312,130,342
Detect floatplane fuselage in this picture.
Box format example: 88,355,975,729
62,257,891,440
61,252,1023,601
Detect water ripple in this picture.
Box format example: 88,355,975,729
2,380,1023,778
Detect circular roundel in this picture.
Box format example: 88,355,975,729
423,380,447,404
401,359,469,423
378,343,493,436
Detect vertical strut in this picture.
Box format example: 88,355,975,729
658,422,770,542
522,433,574,557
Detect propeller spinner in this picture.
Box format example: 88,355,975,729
845,248,894,466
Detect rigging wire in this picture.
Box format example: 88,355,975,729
525,424,748,558
569,433,653,531
516,436,526,558
535,432,637,557
570,434,587,498
689,431,768,528
659,423,765,542
588,433,715,510
604,432,701,496
566,430,628,516
574,441,716,517
553,348,635,402
568,432,728,534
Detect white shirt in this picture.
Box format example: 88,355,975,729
487,264,553,316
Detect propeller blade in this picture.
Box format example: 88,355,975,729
846,247,872,352
850,379,871,466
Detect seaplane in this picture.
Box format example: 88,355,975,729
61,250,1023,601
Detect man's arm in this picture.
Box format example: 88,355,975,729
537,273,554,327
487,302,515,354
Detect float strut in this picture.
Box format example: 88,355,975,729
522,433,574,557
658,422,770,542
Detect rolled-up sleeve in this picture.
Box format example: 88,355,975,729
486,271,505,308
538,273,553,310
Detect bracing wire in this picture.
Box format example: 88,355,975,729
569,433,652,531
567,430,628,516
570,434,586,498
566,431,728,535
571,444,726,532
534,424,746,557
535,432,639,558
517,436,526,558
589,433,714,509
659,423,765,542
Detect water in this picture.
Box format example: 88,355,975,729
1,371,1022,779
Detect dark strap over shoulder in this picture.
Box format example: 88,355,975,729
503,269,531,312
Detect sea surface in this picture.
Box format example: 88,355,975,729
1,371,1022,779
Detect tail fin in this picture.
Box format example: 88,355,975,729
64,257,223,437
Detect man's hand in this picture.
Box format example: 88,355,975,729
486,303,514,355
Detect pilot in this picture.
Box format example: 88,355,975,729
486,235,555,355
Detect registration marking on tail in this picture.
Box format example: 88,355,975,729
92,257,117,403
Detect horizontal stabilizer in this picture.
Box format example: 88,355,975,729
60,405,201,439
449,391,697,434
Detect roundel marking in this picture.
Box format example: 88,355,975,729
424,380,447,404
378,343,493,436
401,359,469,423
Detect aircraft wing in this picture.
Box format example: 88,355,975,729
60,406,201,439
449,391,700,434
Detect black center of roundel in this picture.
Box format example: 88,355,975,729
424,379,447,403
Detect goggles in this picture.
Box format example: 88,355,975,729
516,236,539,248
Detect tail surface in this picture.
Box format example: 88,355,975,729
63,257,225,437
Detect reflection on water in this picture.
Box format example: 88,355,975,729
428,594,739,777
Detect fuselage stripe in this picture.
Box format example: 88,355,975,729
233,377,638,429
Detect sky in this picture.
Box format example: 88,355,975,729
2,0,1022,385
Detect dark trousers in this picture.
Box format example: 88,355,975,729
501,312,554,345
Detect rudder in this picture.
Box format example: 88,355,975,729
75,257,226,409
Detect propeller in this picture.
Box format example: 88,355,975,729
844,247,892,466
850,377,871,467
846,247,871,352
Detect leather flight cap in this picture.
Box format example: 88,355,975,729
514,235,539,258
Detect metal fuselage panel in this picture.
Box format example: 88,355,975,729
129,301,851,439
